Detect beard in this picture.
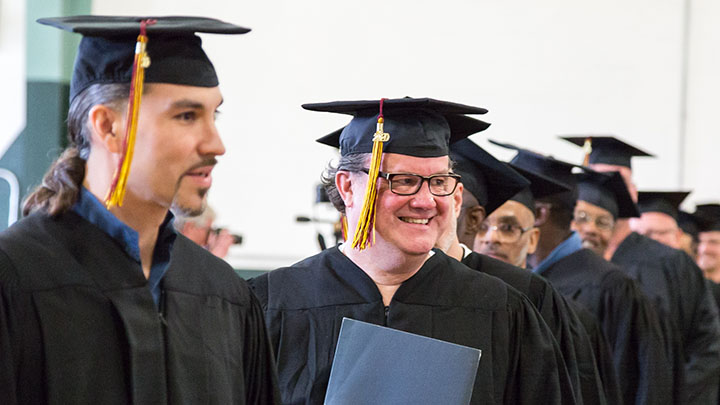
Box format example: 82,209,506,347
171,186,209,217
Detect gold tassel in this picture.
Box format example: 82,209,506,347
341,215,348,242
105,20,154,209
351,101,389,250
582,137,592,166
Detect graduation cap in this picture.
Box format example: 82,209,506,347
488,140,580,188
576,170,639,219
507,163,572,213
37,15,249,209
307,97,490,250
678,210,702,239
636,191,691,221
560,135,654,169
449,138,530,215
695,204,720,232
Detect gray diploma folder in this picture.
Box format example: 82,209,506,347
324,318,482,405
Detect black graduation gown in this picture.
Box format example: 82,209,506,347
250,247,576,404
565,299,622,405
612,232,720,404
542,248,674,404
0,212,280,404
461,251,610,405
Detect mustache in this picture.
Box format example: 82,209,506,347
187,157,219,172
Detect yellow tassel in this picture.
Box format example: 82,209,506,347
105,32,151,209
582,137,592,166
341,215,348,242
351,115,389,250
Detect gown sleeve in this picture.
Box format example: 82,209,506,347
242,287,281,405
601,276,673,404
505,294,577,404
0,250,18,405
681,254,720,403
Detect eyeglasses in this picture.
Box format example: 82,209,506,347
573,211,614,231
477,221,533,243
360,168,461,196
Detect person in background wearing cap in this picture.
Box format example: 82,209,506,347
436,138,612,404
0,16,279,403
491,141,675,404
695,204,720,284
629,191,691,250
564,136,720,404
251,98,576,404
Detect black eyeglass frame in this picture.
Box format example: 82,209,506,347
477,222,534,243
360,168,461,196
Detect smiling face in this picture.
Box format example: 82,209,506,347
698,231,720,278
344,153,461,257
128,83,225,211
572,200,615,256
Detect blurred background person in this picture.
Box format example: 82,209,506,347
630,191,690,250
174,204,240,259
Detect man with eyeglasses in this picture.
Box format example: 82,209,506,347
489,140,675,405
437,138,614,404
563,136,720,404
571,171,638,257
250,98,576,404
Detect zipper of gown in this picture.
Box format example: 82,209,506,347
384,305,389,326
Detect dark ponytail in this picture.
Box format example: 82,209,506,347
22,83,130,216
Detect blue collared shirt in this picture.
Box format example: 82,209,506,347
72,187,177,308
532,232,583,276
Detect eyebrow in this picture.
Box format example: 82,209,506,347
170,98,224,110
494,215,520,223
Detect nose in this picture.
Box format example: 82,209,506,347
408,180,437,210
479,225,502,244
199,121,226,157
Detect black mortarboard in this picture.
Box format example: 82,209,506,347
308,97,490,158
576,170,639,219
507,164,572,213
37,16,251,101
678,210,702,239
488,140,580,187
325,318,481,405
449,139,530,215
636,191,691,221
560,135,654,169
695,204,720,232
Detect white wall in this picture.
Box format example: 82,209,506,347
90,0,719,269
0,0,26,157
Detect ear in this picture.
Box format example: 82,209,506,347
88,104,124,154
452,183,464,220
335,170,355,209
527,227,541,255
534,204,550,227
464,206,487,234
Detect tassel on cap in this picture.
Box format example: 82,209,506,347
351,98,389,250
581,137,593,167
104,19,156,209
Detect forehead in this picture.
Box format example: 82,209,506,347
143,83,223,108
488,200,534,223
700,231,720,242
576,199,613,217
380,153,450,173
639,211,677,227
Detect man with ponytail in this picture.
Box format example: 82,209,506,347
0,16,279,403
